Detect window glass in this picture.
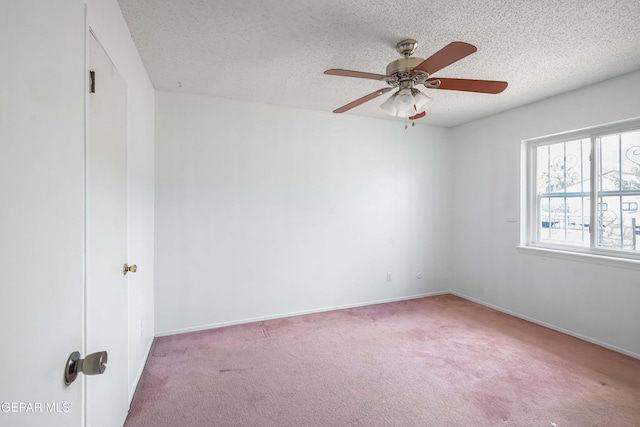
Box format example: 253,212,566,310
595,129,640,252
621,130,640,191
535,139,590,247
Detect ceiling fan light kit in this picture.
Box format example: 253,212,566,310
324,39,508,124
380,88,434,118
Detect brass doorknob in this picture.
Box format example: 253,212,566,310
123,264,137,275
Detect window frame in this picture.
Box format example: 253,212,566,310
522,117,640,262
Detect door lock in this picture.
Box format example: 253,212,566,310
123,263,137,275
64,351,108,385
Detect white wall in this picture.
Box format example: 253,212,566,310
85,0,155,400
154,91,452,335
0,1,86,426
450,70,640,358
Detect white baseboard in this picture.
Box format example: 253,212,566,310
450,291,640,361
154,290,450,337
154,289,639,361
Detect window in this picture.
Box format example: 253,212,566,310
524,119,640,259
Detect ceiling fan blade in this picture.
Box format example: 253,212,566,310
409,111,426,120
413,42,477,75
324,69,389,81
426,78,508,94
333,87,393,113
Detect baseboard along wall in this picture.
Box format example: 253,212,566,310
449,291,640,360
154,291,450,338
152,290,639,361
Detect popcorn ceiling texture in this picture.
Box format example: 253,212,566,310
117,0,640,127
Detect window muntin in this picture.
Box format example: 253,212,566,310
526,121,640,259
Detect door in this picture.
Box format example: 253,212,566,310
86,32,129,427
0,2,85,426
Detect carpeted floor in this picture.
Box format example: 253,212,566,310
124,295,640,426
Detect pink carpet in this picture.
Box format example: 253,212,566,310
125,295,640,426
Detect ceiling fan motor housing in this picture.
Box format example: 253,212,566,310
385,57,424,77
385,39,427,87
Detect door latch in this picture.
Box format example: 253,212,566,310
64,351,108,385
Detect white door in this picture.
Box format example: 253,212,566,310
0,2,85,427
86,32,129,427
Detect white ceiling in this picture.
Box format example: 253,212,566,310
117,0,640,127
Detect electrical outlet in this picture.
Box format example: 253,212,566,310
387,272,392,282
417,272,422,279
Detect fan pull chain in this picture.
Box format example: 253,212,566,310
405,111,417,129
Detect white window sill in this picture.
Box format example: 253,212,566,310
516,245,640,271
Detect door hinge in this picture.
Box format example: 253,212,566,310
89,70,95,93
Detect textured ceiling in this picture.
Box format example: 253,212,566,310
118,0,640,127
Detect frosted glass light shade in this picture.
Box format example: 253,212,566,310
393,88,415,112
413,90,433,112
380,94,398,116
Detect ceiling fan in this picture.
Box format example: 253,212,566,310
324,39,508,121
